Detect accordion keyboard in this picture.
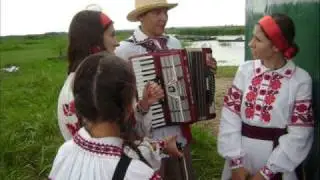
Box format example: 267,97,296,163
131,55,166,128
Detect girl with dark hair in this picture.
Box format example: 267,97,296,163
58,9,164,141
56,9,181,174
50,53,175,179
218,13,314,180
58,10,119,140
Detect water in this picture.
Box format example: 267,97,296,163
186,35,245,66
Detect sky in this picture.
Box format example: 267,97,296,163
0,0,245,36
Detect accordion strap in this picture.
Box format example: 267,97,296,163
125,35,168,52
112,153,132,180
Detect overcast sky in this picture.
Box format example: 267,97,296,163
0,0,245,36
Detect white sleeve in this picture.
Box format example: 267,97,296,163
218,66,246,169
115,41,153,137
261,78,314,178
126,159,162,180
133,102,153,137
167,35,182,49
136,138,163,170
114,41,131,61
124,138,166,171
115,40,147,61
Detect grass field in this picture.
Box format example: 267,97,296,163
0,33,237,179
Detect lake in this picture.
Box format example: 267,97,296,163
186,35,246,66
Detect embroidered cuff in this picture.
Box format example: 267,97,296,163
229,157,243,169
260,166,275,180
150,140,167,156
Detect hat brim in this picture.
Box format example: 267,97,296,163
127,3,177,22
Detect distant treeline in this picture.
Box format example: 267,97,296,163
166,26,245,36
1,26,244,40
117,25,244,37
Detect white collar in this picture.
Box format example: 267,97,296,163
132,27,149,42
253,60,296,78
73,127,124,156
132,26,168,43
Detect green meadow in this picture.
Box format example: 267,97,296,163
0,28,238,179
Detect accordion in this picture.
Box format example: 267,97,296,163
129,48,216,129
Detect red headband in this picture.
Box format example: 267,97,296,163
259,16,297,59
259,16,289,51
100,13,112,29
90,13,112,54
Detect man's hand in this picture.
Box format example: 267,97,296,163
140,81,164,111
163,135,183,157
206,56,217,74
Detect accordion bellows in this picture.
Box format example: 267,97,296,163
129,48,216,129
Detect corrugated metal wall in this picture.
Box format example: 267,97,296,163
245,0,320,179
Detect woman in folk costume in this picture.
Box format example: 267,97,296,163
218,13,314,180
56,9,182,172
50,52,183,179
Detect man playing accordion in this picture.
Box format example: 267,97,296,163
115,0,217,179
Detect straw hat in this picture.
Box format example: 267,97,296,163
127,0,178,22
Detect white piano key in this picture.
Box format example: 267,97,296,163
151,108,163,114
150,103,162,110
152,119,166,125
134,70,156,77
133,64,155,71
136,77,156,82
135,72,156,79
152,122,167,128
151,113,164,119
131,56,154,62
132,58,154,64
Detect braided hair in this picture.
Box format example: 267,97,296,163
72,52,150,166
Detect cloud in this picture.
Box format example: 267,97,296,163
0,0,245,36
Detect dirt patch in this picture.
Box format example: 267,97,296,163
195,77,233,136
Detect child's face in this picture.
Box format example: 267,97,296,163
103,24,119,54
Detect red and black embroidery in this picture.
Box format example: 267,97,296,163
63,101,76,116
244,72,284,123
223,85,243,116
63,100,81,136
244,75,262,119
290,100,314,126
66,121,81,136
73,132,123,156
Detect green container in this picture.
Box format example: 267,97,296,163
245,0,320,179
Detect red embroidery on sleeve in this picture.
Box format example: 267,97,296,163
224,85,243,116
290,100,314,126
63,100,81,136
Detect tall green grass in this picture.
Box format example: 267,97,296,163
0,33,232,179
